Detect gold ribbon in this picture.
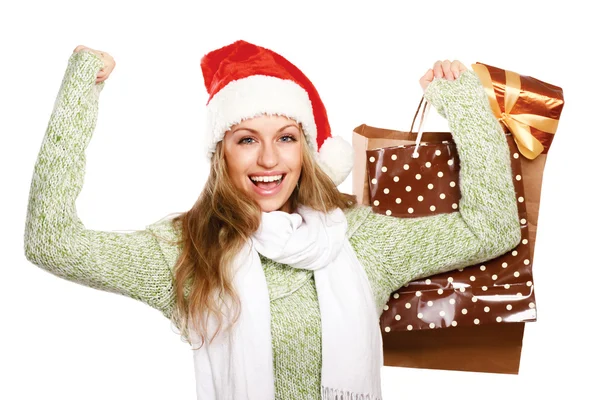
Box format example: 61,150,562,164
472,64,559,160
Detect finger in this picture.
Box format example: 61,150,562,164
98,67,112,77
441,60,453,80
450,60,462,79
432,60,443,78
101,64,114,75
419,69,434,91
421,68,434,81
73,45,87,53
454,60,468,77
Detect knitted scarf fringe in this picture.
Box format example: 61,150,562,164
321,386,382,400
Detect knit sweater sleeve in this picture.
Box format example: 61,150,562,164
348,71,522,310
23,50,176,318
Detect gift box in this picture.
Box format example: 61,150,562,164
471,62,564,258
352,64,564,374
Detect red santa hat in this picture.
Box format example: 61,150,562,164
201,40,353,186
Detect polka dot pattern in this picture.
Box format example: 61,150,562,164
372,134,537,332
367,142,461,217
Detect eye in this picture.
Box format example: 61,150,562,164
280,134,298,143
238,136,256,145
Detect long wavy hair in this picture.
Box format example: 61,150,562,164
169,126,356,347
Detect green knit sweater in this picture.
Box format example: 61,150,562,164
24,50,521,399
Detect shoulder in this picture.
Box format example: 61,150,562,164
343,204,373,239
144,207,376,260
146,214,181,238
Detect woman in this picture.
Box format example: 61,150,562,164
24,40,521,400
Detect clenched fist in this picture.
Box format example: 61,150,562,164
419,60,467,92
73,45,116,84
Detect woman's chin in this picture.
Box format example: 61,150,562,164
257,200,288,213
252,194,293,213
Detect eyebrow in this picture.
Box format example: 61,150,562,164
231,124,299,134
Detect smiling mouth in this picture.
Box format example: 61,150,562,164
249,174,286,190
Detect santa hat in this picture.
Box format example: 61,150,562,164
201,40,353,186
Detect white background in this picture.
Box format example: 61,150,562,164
1,0,597,399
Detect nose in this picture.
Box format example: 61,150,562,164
257,141,278,169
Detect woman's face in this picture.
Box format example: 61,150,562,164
223,114,303,213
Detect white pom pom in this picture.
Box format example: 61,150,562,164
316,136,354,186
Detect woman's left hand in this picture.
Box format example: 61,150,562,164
419,60,467,92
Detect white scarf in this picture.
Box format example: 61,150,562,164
190,206,383,400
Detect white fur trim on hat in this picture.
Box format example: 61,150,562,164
205,75,318,156
317,136,354,186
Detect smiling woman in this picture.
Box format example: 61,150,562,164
24,40,522,400
170,87,359,385
223,116,303,213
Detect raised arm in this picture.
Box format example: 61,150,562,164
23,50,176,318
348,69,521,309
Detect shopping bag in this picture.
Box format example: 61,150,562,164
352,64,564,373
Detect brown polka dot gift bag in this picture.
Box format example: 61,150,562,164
352,65,564,374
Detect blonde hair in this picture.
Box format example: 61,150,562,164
170,128,356,346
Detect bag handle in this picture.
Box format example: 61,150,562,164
409,96,426,133
408,96,431,158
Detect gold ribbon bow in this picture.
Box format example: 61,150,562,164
472,64,559,160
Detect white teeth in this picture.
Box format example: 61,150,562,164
250,175,283,182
